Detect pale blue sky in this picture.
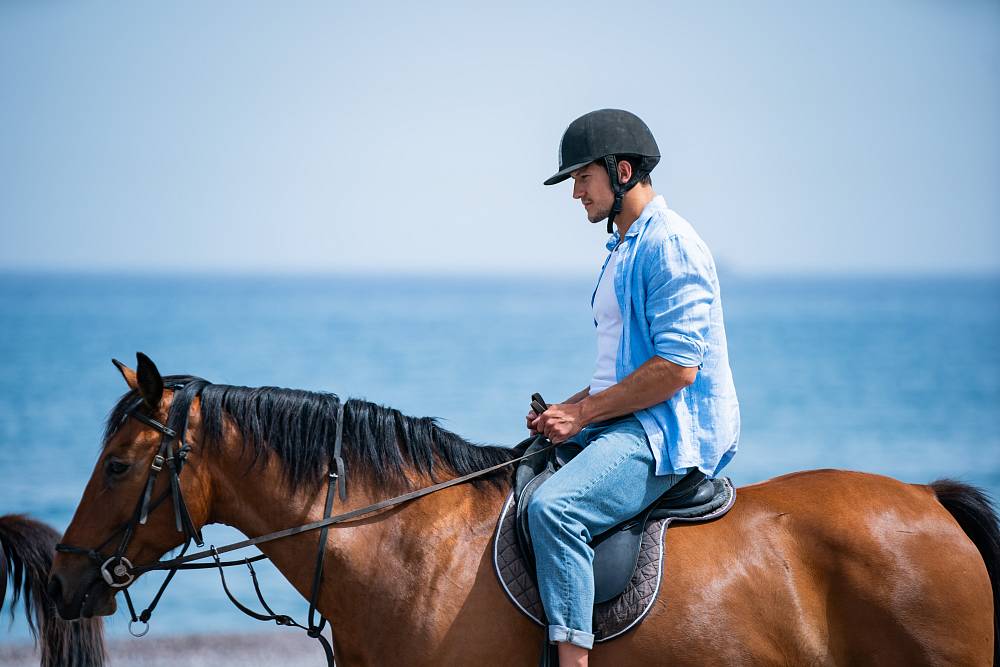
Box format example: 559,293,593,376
1,1,997,275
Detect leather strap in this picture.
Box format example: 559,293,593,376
604,155,622,234
128,411,177,438
306,402,345,649
137,437,170,525
332,401,347,502
602,154,646,235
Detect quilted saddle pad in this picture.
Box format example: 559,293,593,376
492,477,736,642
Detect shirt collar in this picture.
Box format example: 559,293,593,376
604,195,668,251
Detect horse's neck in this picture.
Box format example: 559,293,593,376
205,442,510,662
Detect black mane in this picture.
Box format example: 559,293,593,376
104,375,516,492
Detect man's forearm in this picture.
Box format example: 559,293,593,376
577,356,696,425
564,386,592,404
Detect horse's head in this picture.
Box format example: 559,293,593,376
48,354,212,620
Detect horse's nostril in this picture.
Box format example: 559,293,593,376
47,573,63,604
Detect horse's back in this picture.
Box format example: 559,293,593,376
601,469,994,666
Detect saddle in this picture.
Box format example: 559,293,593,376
494,430,736,650
511,433,721,604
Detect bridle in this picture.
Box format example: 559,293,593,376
55,380,212,634
55,378,344,661
56,380,557,666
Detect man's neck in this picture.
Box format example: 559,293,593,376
613,187,657,238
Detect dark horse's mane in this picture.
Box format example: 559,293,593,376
104,375,516,492
1,514,106,667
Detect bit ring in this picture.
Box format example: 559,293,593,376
100,556,135,588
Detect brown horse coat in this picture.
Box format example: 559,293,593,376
50,359,997,666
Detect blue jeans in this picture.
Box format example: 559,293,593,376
526,416,686,649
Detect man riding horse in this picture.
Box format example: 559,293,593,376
527,109,740,666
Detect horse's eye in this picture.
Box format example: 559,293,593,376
106,459,131,476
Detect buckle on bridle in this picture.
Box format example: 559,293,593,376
150,455,165,472
100,556,135,588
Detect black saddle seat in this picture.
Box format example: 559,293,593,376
650,467,714,514
512,435,722,604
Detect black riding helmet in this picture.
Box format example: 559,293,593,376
544,109,660,233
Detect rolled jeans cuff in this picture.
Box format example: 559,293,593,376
548,624,594,650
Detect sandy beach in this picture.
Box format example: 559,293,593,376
0,631,329,667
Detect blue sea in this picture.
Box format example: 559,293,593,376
1,272,998,642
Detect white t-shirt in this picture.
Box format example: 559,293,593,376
590,245,624,395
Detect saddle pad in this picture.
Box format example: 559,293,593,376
493,477,735,642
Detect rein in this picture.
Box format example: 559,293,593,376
57,381,556,666
131,435,556,575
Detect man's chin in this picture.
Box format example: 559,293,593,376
587,212,609,224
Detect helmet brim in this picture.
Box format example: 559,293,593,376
542,160,592,186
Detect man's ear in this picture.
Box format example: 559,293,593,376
618,158,633,184
135,352,164,410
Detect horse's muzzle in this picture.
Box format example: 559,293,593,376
48,565,117,620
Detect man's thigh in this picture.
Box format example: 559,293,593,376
538,418,681,539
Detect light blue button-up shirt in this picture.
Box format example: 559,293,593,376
593,195,739,477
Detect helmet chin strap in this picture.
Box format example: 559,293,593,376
604,155,623,235
603,155,644,235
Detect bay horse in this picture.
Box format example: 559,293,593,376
2,514,106,666
49,355,997,665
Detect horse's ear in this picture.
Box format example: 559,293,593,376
112,358,139,390
135,352,164,410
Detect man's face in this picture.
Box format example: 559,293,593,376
571,162,613,224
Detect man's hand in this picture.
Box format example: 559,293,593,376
530,402,586,443
525,410,540,435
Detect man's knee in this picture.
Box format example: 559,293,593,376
526,483,569,538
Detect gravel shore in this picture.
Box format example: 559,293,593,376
0,631,329,667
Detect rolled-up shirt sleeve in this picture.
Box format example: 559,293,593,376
645,234,715,368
